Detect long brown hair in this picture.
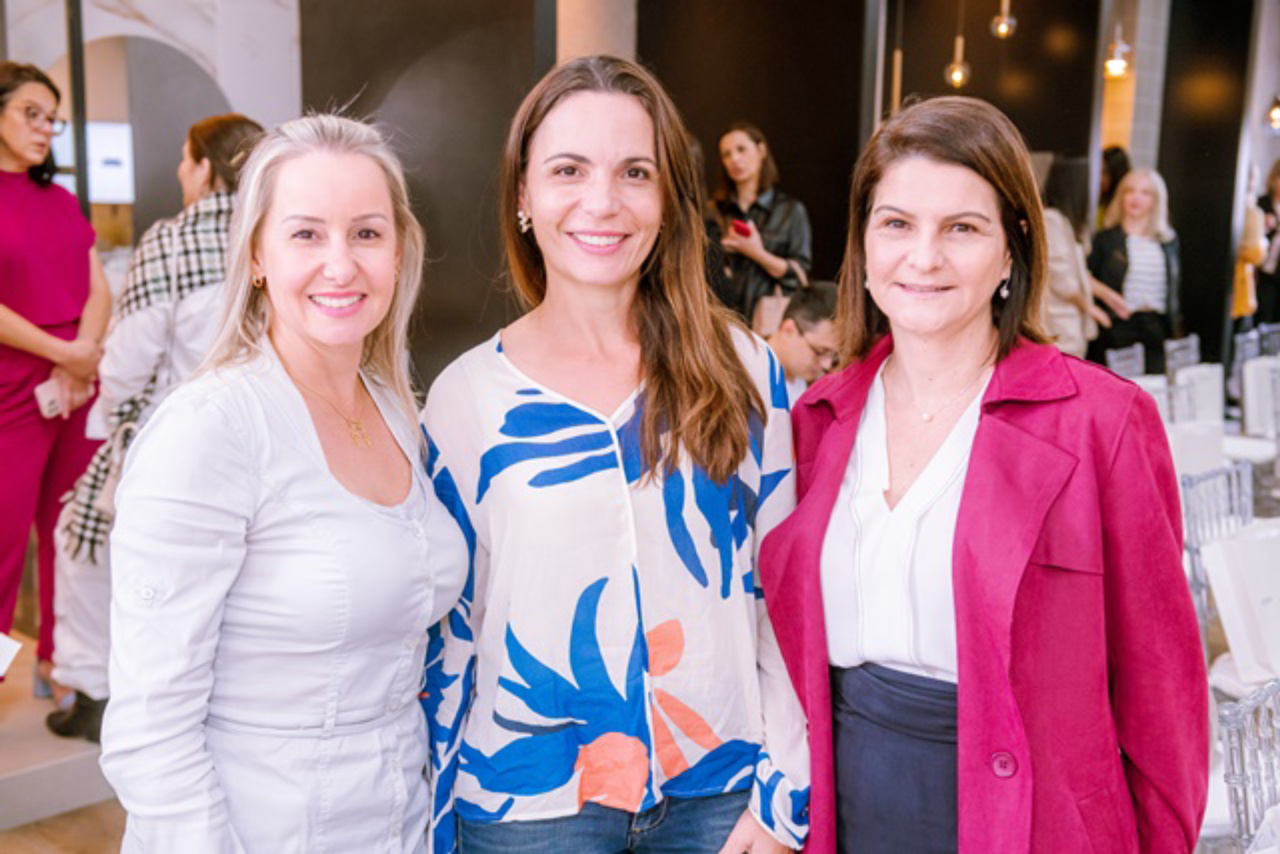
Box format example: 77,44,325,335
188,113,263,194
836,96,1048,364
499,55,762,483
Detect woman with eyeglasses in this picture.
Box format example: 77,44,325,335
0,61,110,699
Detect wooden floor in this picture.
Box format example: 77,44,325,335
0,801,124,854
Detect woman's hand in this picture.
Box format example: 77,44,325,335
53,337,103,382
721,220,766,262
1090,278,1132,320
51,366,94,417
1087,302,1113,329
716,809,791,854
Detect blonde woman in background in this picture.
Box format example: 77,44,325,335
100,115,468,853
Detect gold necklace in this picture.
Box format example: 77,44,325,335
289,373,373,448
887,354,991,423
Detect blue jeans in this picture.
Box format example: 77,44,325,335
458,790,751,854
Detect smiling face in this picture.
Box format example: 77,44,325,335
863,156,1011,346
519,91,663,300
0,82,59,172
719,129,765,187
255,151,400,361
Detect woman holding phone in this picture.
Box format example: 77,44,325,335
713,122,812,326
0,61,110,698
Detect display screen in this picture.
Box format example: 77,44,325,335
51,122,136,205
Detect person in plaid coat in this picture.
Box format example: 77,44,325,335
47,113,262,741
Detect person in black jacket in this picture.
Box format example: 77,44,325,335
1088,168,1181,374
712,122,812,323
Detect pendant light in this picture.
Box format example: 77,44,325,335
944,0,972,89
1105,21,1131,79
1268,95,1280,132
990,0,1017,39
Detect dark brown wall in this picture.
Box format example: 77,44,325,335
1158,0,1255,362
637,0,866,282
889,0,1101,157
301,0,543,385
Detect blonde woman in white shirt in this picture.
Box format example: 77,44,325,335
100,115,468,853
421,56,809,854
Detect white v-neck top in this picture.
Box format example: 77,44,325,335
820,364,989,683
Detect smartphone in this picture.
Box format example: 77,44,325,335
731,219,752,237
33,378,63,419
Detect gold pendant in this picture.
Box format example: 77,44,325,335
348,419,373,448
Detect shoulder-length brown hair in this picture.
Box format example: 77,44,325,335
188,113,264,195
0,62,61,187
499,54,762,483
836,96,1048,364
714,121,779,203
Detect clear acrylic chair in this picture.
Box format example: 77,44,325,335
1259,323,1280,357
1106,343,1145,378
1166,333,1202,379
1181,460,1254,638
1233,329,1263,403
1218,679,1280,850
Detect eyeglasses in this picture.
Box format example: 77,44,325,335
17,104,67,135
798,328,838,368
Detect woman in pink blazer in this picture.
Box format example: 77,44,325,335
759,97,1207,853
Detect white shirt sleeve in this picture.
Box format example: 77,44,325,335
100,384,256,854
98,301,173,417
748,343,811,849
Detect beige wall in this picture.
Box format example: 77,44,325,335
557,0,636,62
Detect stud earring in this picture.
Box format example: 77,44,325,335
251,274,266,289
998,278,1010,299
517,210,532,234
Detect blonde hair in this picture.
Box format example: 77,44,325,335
500,55,762,483
1103,168,1175,242
203,114,426,423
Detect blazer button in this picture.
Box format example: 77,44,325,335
991,752,1018,778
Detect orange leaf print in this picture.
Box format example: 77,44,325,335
646,620,684,678
654,689,722,753
575,732,649,811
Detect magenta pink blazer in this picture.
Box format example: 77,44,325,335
760,337,1208,853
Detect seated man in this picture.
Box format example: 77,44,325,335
766,280,838,407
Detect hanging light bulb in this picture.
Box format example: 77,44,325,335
944,0,971,88
1105,22,1131,79
1268,95,1280,132
990,0,1017,39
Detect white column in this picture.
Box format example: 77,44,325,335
556,0,637,63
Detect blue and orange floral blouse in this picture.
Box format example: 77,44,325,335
420,326,810,852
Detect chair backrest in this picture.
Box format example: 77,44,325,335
1106,343,1145,378
1202,519,1280,684
1260,323,1280,357
1165,333,1202,378
1219,679,1280,848
1181,460,1254,632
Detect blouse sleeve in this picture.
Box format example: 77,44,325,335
98,224,176,415
100,385,255,854
747,343,811,848
421,383,484,854
1100,389,1207,851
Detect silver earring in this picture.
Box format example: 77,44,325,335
998,279,1010,299
517,210,532,234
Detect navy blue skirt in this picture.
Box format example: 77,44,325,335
832,663,958,854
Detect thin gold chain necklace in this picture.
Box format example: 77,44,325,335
887,354,992,423
289,372,373,448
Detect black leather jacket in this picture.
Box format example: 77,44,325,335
708,188,812,320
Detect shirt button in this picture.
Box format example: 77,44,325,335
138,586,155,601
991,752,1018,778
413,523,424,539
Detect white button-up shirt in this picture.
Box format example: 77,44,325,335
101,346,469,853
821,366,987,683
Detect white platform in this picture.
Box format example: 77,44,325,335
0,633,115,831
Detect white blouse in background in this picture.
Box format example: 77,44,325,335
820,365,988,683
100,344,469,854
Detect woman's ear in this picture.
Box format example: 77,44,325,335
197,157,215,192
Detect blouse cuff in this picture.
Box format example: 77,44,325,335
748,749,810,849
